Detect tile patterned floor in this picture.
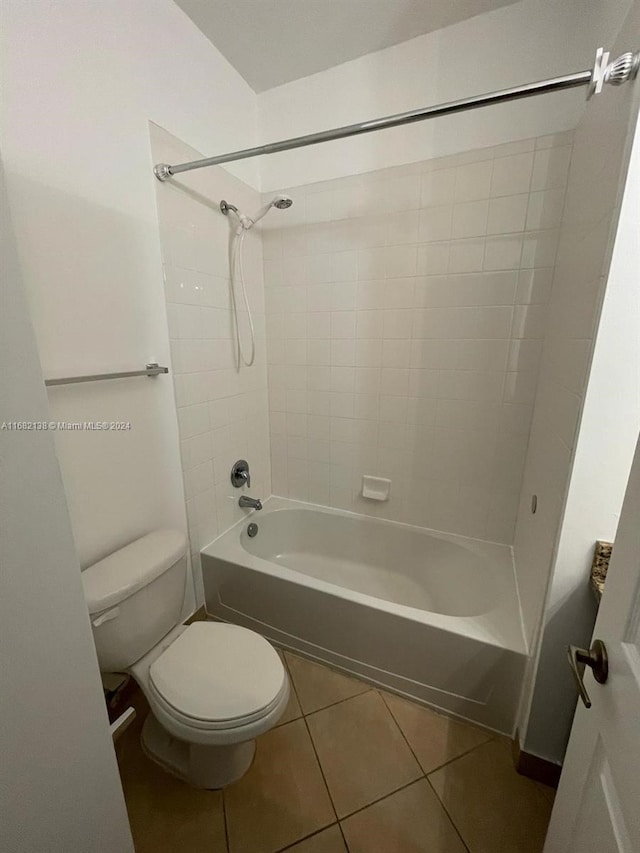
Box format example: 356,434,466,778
116,649,554,853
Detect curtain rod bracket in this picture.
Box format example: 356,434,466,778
154,163,173,182
605,50,640,87
589,49,640,99
588,48,610,98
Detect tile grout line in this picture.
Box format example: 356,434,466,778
379,689,499,777
423,737,496,778
285,654,343,838
377,689,432,774
274,822,341,853
378,690,477,853
299,685,373,719
279,651,355,850
336,821,350,851
337,776,426,823
279,648,373,718
222,787,230,853
301,711,341,827
425,775,472,853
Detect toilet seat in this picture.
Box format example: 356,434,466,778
148,622,287,731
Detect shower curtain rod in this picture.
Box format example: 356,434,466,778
154,48,638,181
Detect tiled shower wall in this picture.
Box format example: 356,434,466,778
151,125,271,583
263,133,573,543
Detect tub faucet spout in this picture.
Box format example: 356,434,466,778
239,495,262,511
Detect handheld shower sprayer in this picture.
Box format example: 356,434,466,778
221,194,293,231
220,195,293,368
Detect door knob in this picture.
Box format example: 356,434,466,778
567,638,608,709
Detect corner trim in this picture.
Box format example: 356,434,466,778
184,605,208,625
513,729,561,788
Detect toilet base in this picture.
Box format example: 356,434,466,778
141,713,256,789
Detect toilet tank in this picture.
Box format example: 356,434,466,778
81,530,188,672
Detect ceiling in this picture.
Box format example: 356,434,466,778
175,0,523,92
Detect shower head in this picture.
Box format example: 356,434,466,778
242,194,293,229
221,194,293,230
272,194,293,210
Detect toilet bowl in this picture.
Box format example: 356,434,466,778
131,620,289,787
81,529,289,788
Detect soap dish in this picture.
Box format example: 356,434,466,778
361,475,391,501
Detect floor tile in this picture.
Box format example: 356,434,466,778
284,651,369,714
429,739,552,853
306,691,422,817
116,706,227,853
382,691,493,773
224,718,335,853
341,779,467,853
535,781,557,805
275,651,303,725
278,682,303,725
282,824,347,852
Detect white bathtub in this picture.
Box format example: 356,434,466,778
201,497,528,733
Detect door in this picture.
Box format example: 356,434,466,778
544,434,640,852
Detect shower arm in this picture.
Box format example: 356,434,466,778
154,48,639,182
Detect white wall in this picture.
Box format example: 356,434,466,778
517,0,640,763
258,0,629,190
151,124,271,584
263,133,572,542
0,1,259,608
0,160,133,853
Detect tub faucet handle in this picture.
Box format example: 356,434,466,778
231,459,250,488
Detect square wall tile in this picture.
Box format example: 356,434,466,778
491,152,534,197
455,160,493,202
263,133,573,544
451,200,489,239
531,145,572,190
421,168,456,206
487,194,528,234
449,238,485,273
418,205,453,242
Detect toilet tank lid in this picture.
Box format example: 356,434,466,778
82,529,188,614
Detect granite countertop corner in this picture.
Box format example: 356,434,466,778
591,540,613,602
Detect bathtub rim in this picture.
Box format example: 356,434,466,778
200,495,528,656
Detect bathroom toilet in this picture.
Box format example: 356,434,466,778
81,529,289,788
